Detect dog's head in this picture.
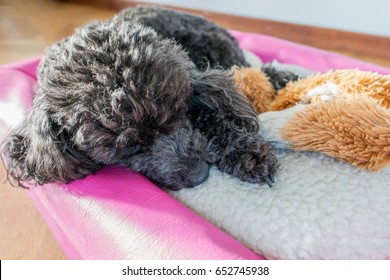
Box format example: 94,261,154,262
2,20,195,186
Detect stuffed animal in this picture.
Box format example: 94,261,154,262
234,68,390,171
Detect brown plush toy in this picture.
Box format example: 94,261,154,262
233,68,390,171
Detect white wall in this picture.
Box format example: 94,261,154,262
136,0,390,37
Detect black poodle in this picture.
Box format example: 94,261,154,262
2,12,277,190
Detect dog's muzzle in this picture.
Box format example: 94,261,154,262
187,160,210,187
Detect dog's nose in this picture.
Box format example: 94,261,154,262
187,160,210,187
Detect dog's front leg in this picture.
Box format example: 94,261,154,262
212,132,278,188
189,69,278,187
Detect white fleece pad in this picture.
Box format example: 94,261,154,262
169,115,390,259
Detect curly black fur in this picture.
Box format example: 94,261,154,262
117,6,294,92
127,121,216,190
2,16,277,190
115,6,249,70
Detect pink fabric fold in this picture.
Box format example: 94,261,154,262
231,31,390,74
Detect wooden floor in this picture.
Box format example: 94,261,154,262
0,0,389,260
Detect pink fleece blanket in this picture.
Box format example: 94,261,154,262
0,31,388,259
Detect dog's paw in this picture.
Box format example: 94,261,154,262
234,142,278,188
262,64,299,90
218,136,278,188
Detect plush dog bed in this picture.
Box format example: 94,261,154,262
1,31,389,259
170,141,390,259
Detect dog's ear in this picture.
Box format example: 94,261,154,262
2,105,102,186
189,69,259,134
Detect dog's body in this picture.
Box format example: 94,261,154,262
115,6,249,70
115,6,299,89
3,10,277,190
